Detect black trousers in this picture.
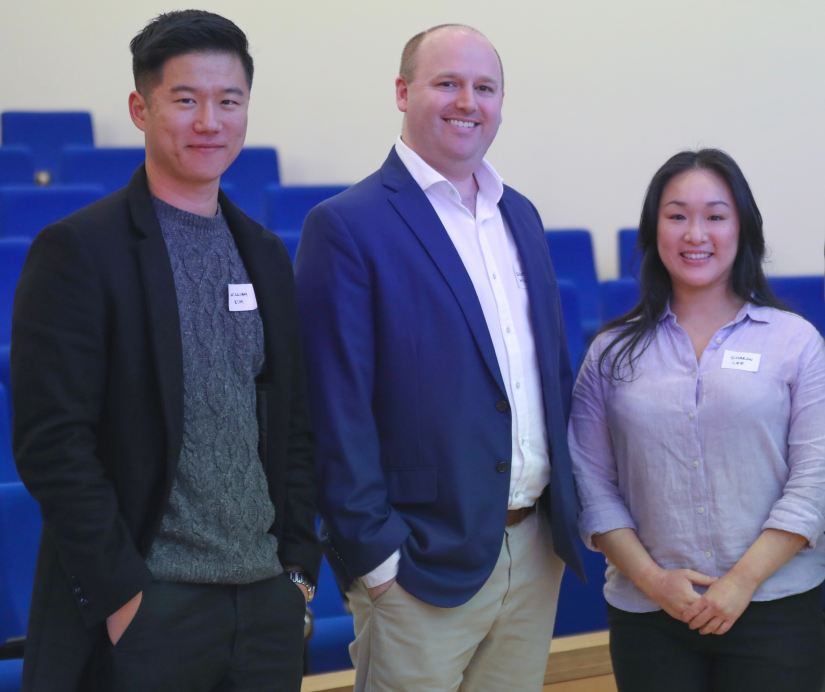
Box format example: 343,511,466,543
607,585,825,692
101,573,306,692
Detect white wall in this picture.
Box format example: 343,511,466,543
2,0,824,279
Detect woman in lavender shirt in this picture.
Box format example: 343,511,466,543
569,149,825,691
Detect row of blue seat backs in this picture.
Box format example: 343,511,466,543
618,228,641,278
1,112,93,176
0,186,105,239
264,184,348,232
0,148,35,186
0,385,14,483
0,150,352,234
768,276,825,336
55,146,281,222
0,482,40,643
544,230,600,340
0,239,32,429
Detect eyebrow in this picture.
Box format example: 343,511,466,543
433,71,500,86
169,85,246,96
663,200,731,208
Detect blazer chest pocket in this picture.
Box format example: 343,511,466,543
385,468,437,505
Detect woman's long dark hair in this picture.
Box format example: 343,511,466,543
598,148,786,380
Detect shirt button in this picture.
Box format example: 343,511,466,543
693,461,699,468
515,492,521,499
516,382,521,389
492,273,497,280
688,412,694,420
698,507,705,514
450,189,456,195
715,337,722,344
705,552,712,558
691,371,697,378
506,327,511,333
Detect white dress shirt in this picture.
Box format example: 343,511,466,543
361,137,550,587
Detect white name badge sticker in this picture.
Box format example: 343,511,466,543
228,284,258,312
513,262,527,289
721,350,760,373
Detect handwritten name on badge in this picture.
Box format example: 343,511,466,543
513,263,527,289
721,350,760,373
228,284,258,312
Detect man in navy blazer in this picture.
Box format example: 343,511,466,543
295,24,584,691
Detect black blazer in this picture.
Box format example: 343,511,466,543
10,166,320,692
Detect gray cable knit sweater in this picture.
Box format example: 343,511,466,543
145,197,282,584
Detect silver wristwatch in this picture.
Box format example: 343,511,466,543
288,570,316,602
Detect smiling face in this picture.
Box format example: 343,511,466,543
129,51,248,193
396,27,503,182
657,168,741,298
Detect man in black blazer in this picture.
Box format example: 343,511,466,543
11,11,319,692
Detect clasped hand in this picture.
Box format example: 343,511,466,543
642,567,755,635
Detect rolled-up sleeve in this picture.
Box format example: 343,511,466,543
569,343,637,550
762,332,825,548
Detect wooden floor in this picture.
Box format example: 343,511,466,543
302,630,615,692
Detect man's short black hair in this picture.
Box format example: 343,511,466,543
130,10,254,97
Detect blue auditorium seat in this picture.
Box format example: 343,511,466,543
264,185,349,232
60,146,145,194
0,386,14,483
308,556,354,674
0,147,34,186
600,277,641,323
0,483,41,647
0,384,12,479
618,228,640,278
553,544,608,637
1,111,94,178
0,660,23,692
0,238,30,423
545,230,600,339
0,185,104,238
768,276,825,337
557,280,586,372
221,147,281,223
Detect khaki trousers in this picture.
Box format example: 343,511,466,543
346,508,565,692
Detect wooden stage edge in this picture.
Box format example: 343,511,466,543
301,630,615,692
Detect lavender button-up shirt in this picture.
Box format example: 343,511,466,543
569,303,825,612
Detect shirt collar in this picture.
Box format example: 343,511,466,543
394,135,504,207
660,299,773,325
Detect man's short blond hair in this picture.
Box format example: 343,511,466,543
399,24,504,88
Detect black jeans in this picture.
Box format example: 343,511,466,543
608,585,825,692
102,573,306,692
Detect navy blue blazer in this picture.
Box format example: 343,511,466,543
295,149,584,608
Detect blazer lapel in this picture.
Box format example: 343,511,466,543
499,190,562,409
499,190,555,326
129,167,184,484
383,151,506,396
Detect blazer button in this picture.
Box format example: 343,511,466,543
73,587,83,597
70,576,80,589
79,598,90,611
495,400,510,413
496,462,510,473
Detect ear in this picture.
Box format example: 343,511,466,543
129,90,149,133
395,76,409,113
